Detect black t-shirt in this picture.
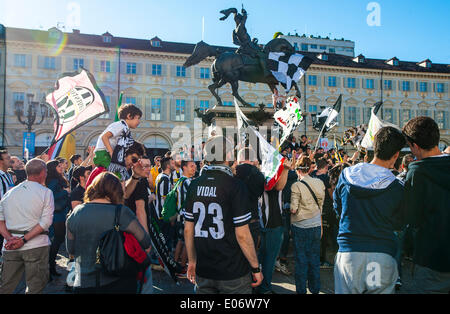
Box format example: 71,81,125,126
288,141,298,152
235,164,265,221
126,178,150,215
310,171,334,220
184,167,252,281
282,170,298,207
14,169,27,185
70,184,85,207
261,189,283,228
70,177,78,191
299,142,309,153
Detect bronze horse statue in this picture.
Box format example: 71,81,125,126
183,38,302,107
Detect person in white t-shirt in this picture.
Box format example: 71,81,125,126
93,104,142,180
0,158,54,294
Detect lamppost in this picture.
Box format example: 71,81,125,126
14,93,47,132
15,93,48,159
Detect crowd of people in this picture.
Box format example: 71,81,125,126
0,108,449,294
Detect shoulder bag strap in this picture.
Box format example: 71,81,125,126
300,180,321,211
114,204,122,230
96,204,123,288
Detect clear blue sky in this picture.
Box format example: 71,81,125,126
1,0,449,63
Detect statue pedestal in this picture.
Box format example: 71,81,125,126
201,104,280,147
207,104,276,130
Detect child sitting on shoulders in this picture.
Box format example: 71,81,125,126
93,103,142,180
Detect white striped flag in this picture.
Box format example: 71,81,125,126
361,105,400,150
235,99,286,191
313,94,342,136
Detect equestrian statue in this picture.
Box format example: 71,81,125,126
183,7,301,107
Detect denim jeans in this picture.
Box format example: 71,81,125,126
196,273,253,294
161,221,177,252
412,264,450,294
292,225,321,294
394,229,405,278
256,226,284,294
279,211,291,260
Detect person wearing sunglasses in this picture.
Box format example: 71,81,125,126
86,142,146,201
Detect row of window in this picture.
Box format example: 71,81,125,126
97,97,267,120
99,61,210,78
11,54,447,94
11,90,448,129
12,54,211,79
307,75,447,93
100,96,210,122
294,43,348,54
308,104,448,129
13,55,59,69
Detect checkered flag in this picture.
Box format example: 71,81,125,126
267,52,313,91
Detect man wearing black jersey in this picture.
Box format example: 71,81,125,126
174,159,197,277
154,157,173,218
170,152,183,185
154,156,176,251
184,136,263,294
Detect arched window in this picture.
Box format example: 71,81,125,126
143,135,170,149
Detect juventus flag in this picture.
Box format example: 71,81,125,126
267,52,313,91
45,68,109,144
148,203,183,284
313,94,342,136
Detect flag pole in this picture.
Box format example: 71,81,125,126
314,94,342,152
380,69,384,119
314,120,327,152
41,99,60,156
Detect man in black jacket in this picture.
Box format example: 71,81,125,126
403,116,450,293
235,147,265,249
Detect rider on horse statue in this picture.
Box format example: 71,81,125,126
220,7,271,78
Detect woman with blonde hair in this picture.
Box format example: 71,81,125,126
290,156,325,294
66,172,151,294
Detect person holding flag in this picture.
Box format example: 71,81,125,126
93,103,142,181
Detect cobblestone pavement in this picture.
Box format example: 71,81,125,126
8,243,421,294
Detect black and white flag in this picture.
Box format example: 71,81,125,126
267,52,313,91
313,94,342,136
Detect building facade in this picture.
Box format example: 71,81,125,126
1,26,449,158
279,34,355,57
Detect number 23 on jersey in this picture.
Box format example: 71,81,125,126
193,201,225,239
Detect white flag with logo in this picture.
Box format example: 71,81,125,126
45,68,109,143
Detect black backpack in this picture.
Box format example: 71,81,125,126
95,205,135,280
